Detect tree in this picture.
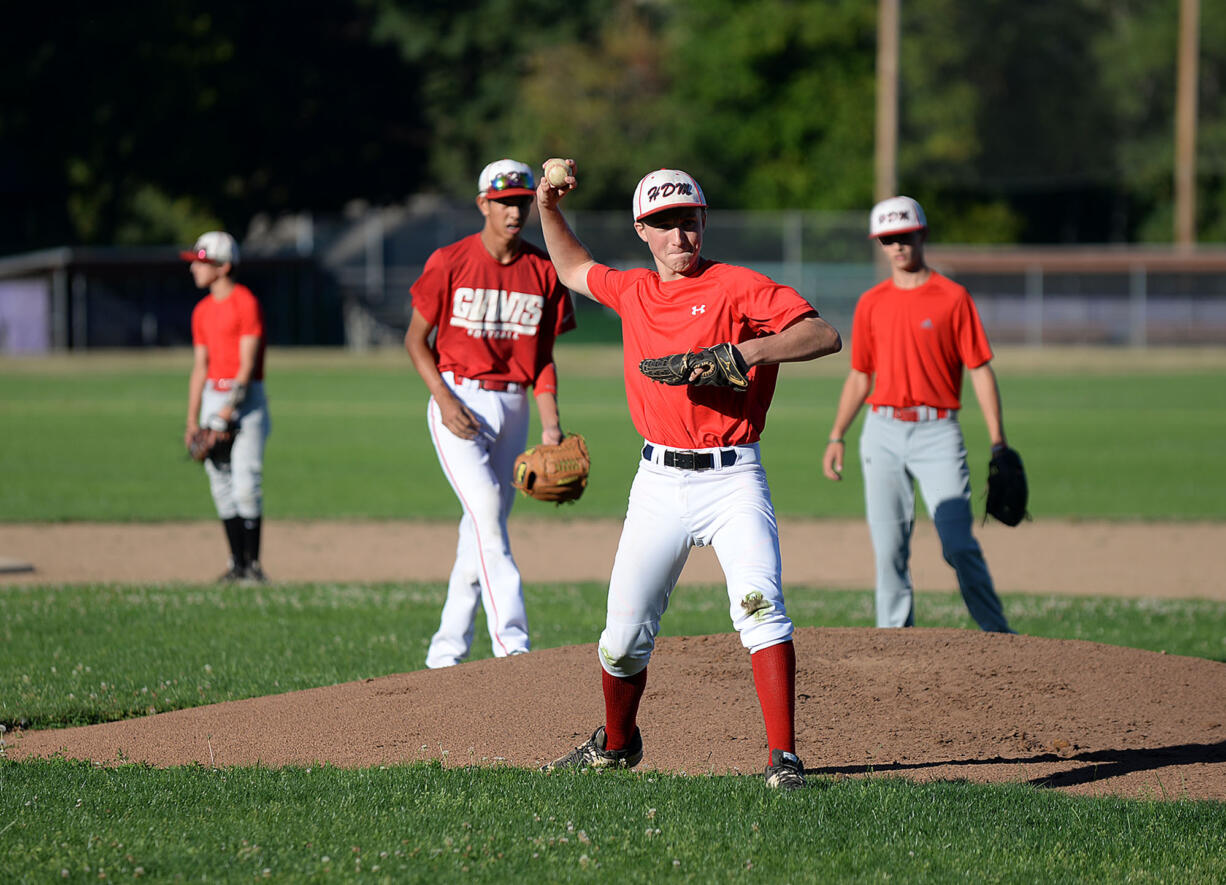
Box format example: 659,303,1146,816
1,0,428,249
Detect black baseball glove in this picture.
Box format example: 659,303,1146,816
639,342,750,392
187,416,238,465
985,445,1029,527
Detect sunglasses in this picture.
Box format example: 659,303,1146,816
487,170,535,192
877,233,917,246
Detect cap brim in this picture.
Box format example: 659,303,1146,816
869,224,925,239
635,201,706,222
483,188,536,200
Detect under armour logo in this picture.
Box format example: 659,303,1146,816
921,318,934,329
691,304,706,315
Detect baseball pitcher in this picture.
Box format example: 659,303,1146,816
535,163,842,789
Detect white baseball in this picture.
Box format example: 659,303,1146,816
544,159,570,187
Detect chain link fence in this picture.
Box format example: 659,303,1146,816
2,201,1224,352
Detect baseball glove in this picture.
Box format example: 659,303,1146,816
187,417,237,465
512,433,590,504
985,445,1029,527
638,342,749,392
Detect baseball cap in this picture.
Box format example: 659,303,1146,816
180,231,239,265
868,196,927,239
632,169,707,221
478,159,536,199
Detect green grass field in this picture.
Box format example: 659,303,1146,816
2,344,1223,521
2,345,1225,882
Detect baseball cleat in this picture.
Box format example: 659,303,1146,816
764,749,806,790
541,726,643,772
242,561,269,585
217,561,247,583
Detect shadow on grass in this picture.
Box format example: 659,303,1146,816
807,739,1226,791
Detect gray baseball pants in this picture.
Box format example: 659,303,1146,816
859,408,1011,632
201,381,270,520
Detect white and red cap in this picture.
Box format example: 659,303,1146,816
180,231,239,265
478,159,536,199
868,196,927,239
632,169,707,221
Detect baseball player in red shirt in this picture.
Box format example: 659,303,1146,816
405,159,577,669
822,196,1013,632
535,163,842,789
182,231,272,584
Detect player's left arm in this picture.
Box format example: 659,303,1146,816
968,362,1007,450
534,391,563,445
736,314,842,368
532,361,564,445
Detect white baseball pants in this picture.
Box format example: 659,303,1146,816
597,442,795,678
425,374,531,668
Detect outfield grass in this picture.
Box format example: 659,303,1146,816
1,345,1223,521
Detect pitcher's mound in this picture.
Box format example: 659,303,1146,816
8,628,1226,801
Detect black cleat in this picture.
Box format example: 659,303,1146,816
764,749,806,790
541,726,643,771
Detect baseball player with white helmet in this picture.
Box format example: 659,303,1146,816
535,163,842,789
405,158,577,669
822,196,1013,632
182,231,272,584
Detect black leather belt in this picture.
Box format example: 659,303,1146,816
642,444,737,471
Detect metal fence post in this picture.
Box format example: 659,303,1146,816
1129,264,1148,347
1025,264,1044,346
71,272,88,350
51,266,69,349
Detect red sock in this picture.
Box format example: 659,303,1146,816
751,640,796,764
602,667,647,750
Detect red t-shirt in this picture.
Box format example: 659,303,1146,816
586,259,817,448
191,284,266,382
410,234,576,389
850,271,993,410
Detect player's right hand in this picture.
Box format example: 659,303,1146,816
822,441,844,481
536,159,576,208
438,395,481,440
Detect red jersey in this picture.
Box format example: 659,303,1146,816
850,271,993,410
410,234,576,389
587,259,817,448
191,283,266,382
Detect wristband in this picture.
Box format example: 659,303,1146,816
828,437,844,444
225,382,248,411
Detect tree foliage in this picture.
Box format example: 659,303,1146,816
1,0,1220,249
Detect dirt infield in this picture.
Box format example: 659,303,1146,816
4,518,1226,800
2,517,1225,599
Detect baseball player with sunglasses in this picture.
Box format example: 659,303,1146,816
405,159,577,669
535,162,842,789
822,196,1013,632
